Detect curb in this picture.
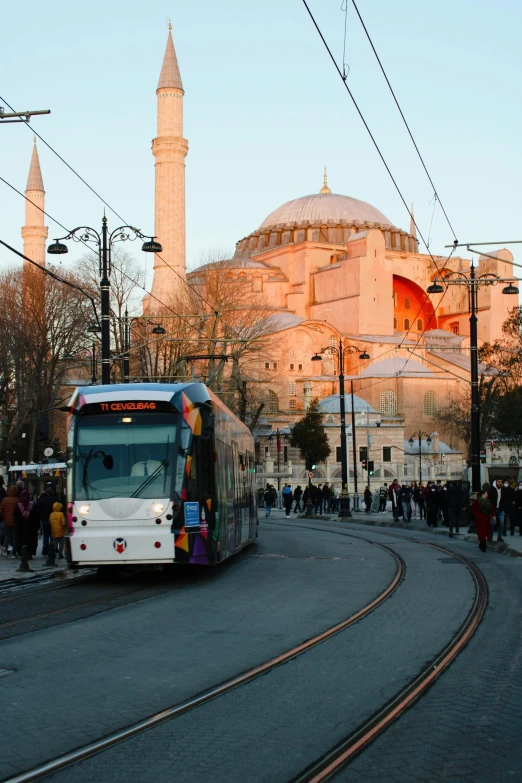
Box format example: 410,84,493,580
294,513,522,558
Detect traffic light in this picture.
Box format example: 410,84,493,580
368,461,375,476
362,460,368,471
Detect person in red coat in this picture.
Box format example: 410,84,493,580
471,489,495,552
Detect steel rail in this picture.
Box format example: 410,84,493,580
270,520,488,783
1,540,405,783
0,575,94,604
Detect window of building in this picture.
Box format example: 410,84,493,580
298,363,303,371
336,447,342,462
450,322,460,335
404,318,411,331
265,362,269,369
264,446,269,457
417,319,423,331
289,381,296,395
393,291,398,307
268,390,278,413
359,446,368,462
289,398,297,410
327,414,334,423
283,446,288,463
424,390,437,415
405,297,410,309
328,336,337,349
264,361,278,370
383,446,392,462
380,390,397,416
393,317,398,330
289,363,294,370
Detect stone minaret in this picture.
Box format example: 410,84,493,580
21,139,48,267
151,23,188,306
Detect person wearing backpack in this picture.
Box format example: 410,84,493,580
282,484,293,518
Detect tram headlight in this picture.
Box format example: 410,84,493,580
79,505,90,516
153,503,164,514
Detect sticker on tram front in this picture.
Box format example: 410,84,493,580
113,538,127,553
184,502,200,527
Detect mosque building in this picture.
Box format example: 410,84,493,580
20,27,516,488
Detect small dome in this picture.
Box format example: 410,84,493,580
260,192,392,230
319,394,375,414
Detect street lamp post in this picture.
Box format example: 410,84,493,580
408,431,432,485
47,218,161,385
268,428,288,492
311,340,369,518
428,265,518,494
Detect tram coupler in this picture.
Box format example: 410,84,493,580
45,543,56,568
18,545,32,572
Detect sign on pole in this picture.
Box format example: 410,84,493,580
308,471,314,479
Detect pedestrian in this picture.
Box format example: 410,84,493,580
472,487,494,552
36,483,59,555
302,484,310,511
311,484,321,515
502,479,516,535
426,483,439,527
488,479,507,543
388,479,400,522
0,476,6,503
439,482,449,527
293,485,303,513
49,501,67,559
282,484,293,518
379,483,388,513
411,481,420,518
400,482,412,521
14,490,39,557
418,482,426,520
322,482,331,513
0,486,21,558
263,485,274,517
364,485,372,513
331,485,339,512
435,480,444,525
447,481,461,537
513,480,522,534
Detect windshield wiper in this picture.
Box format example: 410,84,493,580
131,459,169,498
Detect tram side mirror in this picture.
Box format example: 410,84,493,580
103,455,114,470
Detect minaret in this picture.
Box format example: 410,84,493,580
21,138,48,267
151,23,188,306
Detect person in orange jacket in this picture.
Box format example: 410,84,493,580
49,502,67,559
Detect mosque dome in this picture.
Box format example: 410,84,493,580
259,192,392,230
319,394,375,414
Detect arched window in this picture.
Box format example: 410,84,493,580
327,414,334,423
405,297,410,309
404,318,411,330
289,381,296,396
393,317,398,330
417,319,423,331
380,390,397,416
268,390,278,414
328,336,337,349
424,391,437,415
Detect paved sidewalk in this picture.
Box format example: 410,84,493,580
0,549,69,587
268,507,522,557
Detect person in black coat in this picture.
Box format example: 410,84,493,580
513,481,522,535
14,491,40,557
447,482,461,536
426,484,439,527
293,485,303,513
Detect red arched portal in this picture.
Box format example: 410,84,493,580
393,275,437,332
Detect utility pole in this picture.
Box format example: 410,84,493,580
0,107,50,124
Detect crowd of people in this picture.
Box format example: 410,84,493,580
471,478,522,552
263,482,341,518
384,479,462,535
0,479,67,560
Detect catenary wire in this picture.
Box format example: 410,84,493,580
350,0,458,242
0,175,210,341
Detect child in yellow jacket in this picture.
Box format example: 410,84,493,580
49,502,67,559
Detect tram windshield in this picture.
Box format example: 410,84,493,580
73,414,187,500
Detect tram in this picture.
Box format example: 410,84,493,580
65,383,258,569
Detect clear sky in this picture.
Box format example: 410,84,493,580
2,0,522,296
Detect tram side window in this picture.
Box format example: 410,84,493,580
186,444,198,501
198,437,213,497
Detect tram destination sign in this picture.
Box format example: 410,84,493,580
80,400,174,415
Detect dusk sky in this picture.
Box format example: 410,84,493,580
2,0,521,295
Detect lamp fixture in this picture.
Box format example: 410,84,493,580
47,240,68,255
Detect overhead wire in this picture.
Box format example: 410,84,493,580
0,175,210,341
349,0,458,242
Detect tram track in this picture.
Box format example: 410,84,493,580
1,536,405,783
0,522,489,783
